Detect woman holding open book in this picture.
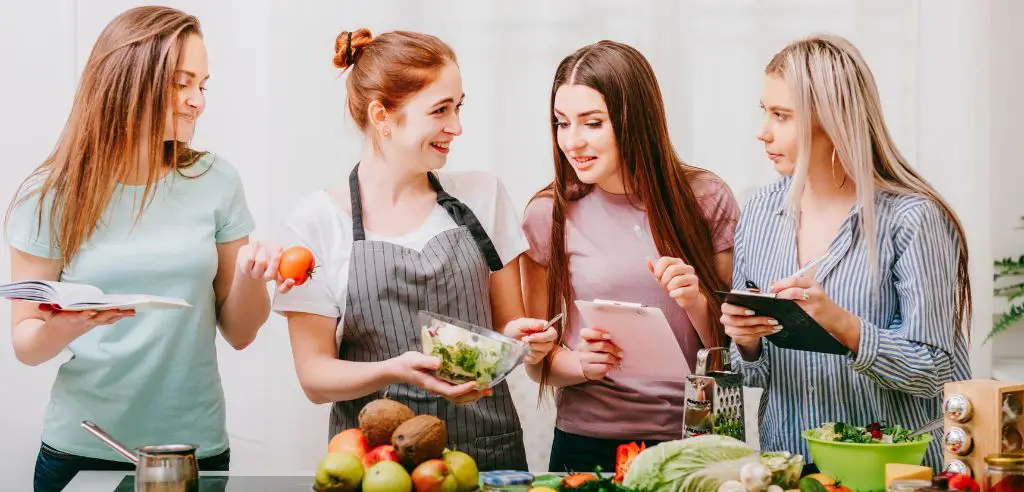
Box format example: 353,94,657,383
4,7,289,491
724,34,972,471
520,41,740,473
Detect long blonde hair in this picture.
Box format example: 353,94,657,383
7,6,205,265
767,34,972,338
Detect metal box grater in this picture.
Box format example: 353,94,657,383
683,347,746,442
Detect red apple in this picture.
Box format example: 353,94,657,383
363,444,400,470
328,429,370,459
411,459,458,492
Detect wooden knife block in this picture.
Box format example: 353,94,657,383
943,380,1024,490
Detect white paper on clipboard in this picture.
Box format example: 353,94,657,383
574,299,690,381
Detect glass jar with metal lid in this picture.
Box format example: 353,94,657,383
985,454,1024,492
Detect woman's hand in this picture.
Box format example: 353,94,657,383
770,276,861,350
651,257,703,311
720,303,778,359
234,240,296,294
387,351,493,405
577,328,622,381
43,308,136,335
504,318,558,365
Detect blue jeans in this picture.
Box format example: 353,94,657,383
34,442,230,492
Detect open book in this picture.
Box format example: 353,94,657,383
0,280,191,312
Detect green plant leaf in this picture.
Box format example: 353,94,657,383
995,282,1024,301
994,255,1024,278
985,301,1024,345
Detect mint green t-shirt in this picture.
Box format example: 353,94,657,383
6,154,254,461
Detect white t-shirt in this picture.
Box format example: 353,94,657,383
272,171,529,344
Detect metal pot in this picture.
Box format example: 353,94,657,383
81,421,199,492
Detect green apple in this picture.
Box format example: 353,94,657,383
314,452,363,492
442,450,479,492
363,461,413,492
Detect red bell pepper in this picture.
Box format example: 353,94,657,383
614,441,646,483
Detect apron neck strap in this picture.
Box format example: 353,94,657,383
348,163,504,271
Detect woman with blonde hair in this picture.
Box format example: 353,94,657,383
724,34,971,471
6,7,288,490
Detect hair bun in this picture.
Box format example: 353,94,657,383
334,28,373,70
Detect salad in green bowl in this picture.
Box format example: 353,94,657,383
803,422,932,492
808,422,924,444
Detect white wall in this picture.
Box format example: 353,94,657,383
987,0,1024,368
1,1,1018,489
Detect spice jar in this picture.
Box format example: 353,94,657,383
945,393,974,423
985,454,1024,492
1005,425,1024,453
1004,394,1022,424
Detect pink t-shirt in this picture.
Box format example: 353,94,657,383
521,171,740,441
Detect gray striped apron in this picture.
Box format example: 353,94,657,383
329,164,528,471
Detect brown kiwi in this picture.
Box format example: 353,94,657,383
358,398,416,449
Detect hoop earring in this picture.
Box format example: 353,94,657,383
831,148,848,188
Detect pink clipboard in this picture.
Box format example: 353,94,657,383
574,299,691,381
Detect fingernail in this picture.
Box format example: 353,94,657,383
745,310,755,316
602,333,611,340
773,326,783,333
768,319,779,325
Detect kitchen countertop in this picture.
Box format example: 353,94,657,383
66,471,319,491
66,470,571,491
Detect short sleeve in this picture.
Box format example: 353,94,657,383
486,177,531,266
212,157,256,244
5,179,61,259
521,194,554,267
271,193,344,320
438,171,530,267
694,174,740,253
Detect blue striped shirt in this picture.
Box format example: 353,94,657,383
729,177,971,471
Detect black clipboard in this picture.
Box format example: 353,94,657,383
717,290,849,355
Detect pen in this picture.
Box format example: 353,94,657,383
543,313,564,330
523,313,564,336
791,254,828,279
743,255,827,293
633,224,660,261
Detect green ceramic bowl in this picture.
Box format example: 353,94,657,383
802,430,933,492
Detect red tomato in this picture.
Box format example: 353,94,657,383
562,473,596,488
948,474,980,492
278,246,316,286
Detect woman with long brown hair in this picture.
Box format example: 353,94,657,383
5,7,288,490
725,34,971,472
521,40,740,473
